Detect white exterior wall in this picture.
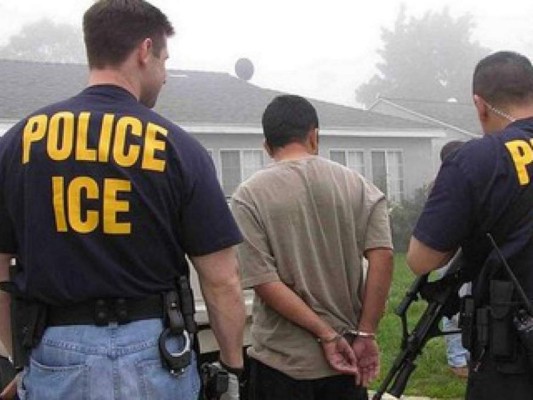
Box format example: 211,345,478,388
189,128,443,201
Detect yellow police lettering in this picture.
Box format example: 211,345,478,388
505,139,533,185
113,116,142,167
98,114,115,162
22,114,48,164
22,111,167,172
75,112,97,162
48,112,75,161
103,179,132,234
142,122,168,172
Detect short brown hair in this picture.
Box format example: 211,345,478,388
83,0,174,68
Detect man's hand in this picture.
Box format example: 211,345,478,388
351,337,380,387
320,336,359,376
191,247,245,369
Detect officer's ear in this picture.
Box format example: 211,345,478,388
137,38,153,66
473,94,490,124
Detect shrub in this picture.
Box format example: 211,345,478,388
390,186,429,252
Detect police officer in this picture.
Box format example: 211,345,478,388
0,1,245,399
407,51,533,399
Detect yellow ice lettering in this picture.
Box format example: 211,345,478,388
51,176,131,234
68,176,99,234
103,179,131,234
52,176,68,232
505,140,533,185
22,114,48,164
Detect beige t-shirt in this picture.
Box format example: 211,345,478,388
231,156,392,379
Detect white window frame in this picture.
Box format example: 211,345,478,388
219,149,266,195
329,148,366,176
370,149,404,203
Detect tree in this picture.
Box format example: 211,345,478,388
356,7,490,107
0,19,86,64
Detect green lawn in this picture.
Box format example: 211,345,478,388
370,253,467,398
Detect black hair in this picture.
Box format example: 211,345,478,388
83,0,174,68
440,140,464,162
473,51,533,107
262,95,319,149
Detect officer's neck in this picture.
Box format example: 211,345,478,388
484,103,533,134
87,67,140,103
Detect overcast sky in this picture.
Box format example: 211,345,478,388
1,0,533,107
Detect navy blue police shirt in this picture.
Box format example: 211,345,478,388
414,118,533,300
0,85,242,305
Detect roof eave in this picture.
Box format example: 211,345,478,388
369,98,480,138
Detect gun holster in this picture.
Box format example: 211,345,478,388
0,264,48,372
11,296,48,370
460,295,475,351
489,280,517,360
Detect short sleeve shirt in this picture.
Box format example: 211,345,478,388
0,85,242,304
414,118,533,297
231,156,392,379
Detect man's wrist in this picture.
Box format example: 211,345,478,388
342,328,377,340
316,332,342,344
356,330,376,340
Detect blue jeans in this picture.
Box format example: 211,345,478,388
18,319,200,399
436,264,470,368
442,314,469,367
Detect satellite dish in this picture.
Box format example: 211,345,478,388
235,58,254,81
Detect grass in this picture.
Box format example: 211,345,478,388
370,253,467,398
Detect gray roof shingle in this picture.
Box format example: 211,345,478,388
0,59,434,131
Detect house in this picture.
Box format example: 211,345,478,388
0,60,446,202
368,96,482,170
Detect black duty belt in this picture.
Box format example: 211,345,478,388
47,295,164,326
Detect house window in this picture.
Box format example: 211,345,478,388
371,150,404,203
330,150,365,176
220,149,265,195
